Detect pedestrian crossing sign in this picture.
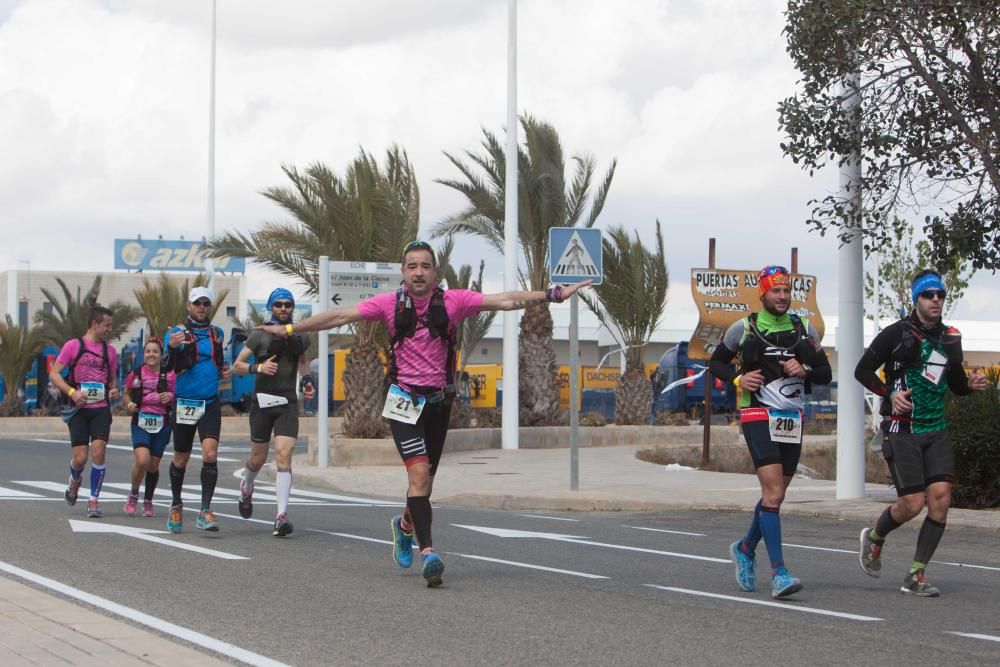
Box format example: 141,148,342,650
548,228,603,285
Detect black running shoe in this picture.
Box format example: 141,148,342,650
238,480,253,519
273,513,293,537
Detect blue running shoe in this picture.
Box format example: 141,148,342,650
771,566,803,599
730,541,756,592
421,551,444,588
391,515,414,568
195,509,219,531
167,504,183,533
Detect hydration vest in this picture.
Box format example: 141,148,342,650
170,324,224,373
387,286,456,390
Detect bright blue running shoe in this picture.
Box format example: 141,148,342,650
391,515,413,568
421,551,444,588
771,566,803,599
730,541,756,592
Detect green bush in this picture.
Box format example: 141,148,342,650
946,370,1000,509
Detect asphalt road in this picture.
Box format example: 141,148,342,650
1,436,999,666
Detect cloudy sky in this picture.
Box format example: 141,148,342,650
1,0,994,320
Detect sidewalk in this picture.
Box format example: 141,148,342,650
0,576,229,667
282,445,1000,533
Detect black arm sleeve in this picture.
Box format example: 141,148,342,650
709,343,739,383
854,324,899,398
945,344,972,396
807,347,833,385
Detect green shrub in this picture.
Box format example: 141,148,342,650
947,369,1000,509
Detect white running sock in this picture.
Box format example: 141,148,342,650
242,464,260,492
276,468,292,516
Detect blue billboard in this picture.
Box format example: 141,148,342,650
114,239,246,273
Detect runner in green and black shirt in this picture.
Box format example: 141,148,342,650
855,269,989,597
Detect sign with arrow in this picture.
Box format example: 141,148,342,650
327,260,402,308
69,520,248,560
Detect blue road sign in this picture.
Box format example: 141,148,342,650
548,228,603,285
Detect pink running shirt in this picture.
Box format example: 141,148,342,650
124,366,177,415
56,338,119,409
358,288,485,389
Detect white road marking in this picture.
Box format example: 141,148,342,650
515,514,580,522
69,519,248,560
453,524,731,564
307,528,393,546
0,559,286,666
26,438,239,461
449,552,608,579
14,480,128,500
646,585,882,622
0,485,43,498
626,525,705,537
785,543,854,554
947,631,1000,644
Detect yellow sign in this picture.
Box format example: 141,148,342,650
582,366,620,389
556,366,582,409
465,364,499,408
333,349,349,401
688,268,824,361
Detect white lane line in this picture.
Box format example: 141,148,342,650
13,481,128,500
26,439,239,462
626,526,706,537
783,544,1000,572
0,559,288,667
307,528,393,546
646,585,882,622
0,486,43,498
449,553,608,579
515,514,580,522
69,520,248,560
947,631,1000,644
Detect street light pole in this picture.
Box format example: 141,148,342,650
205,0,217,293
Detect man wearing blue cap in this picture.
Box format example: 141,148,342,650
232,288,314,536
855,269,989,597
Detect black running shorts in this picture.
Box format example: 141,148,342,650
882,429,954,496
387,394,453,476
68,407,112,446
249,400,299,443
172,399,222,453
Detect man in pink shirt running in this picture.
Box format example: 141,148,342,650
260,241,589,587
49,305,121,518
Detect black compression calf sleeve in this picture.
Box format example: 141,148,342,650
914,517,946,567
407,495,433,550
144,470,160,501
873,506,902,541
200,462,219,509
169,463,185,506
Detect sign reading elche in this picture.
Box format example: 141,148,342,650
688,268,824,361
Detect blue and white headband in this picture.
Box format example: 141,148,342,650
911,273,945,303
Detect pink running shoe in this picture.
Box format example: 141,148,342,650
124,492,139,516
142,499,156,517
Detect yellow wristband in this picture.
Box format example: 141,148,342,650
68,388,76,397
733,375,741,388
285,324,294,335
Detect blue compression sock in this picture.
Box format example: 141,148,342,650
90,464,106,499
741,499,764,553
758,505,784,570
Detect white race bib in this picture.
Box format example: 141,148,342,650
257,393,289,408
768,408,802,444
921,350,948,385
138,412,164,434
80,382,106,404
381,384,426,425
176,399,206,425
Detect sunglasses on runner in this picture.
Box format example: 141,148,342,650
192,299,211,307
272,301,294,309
918,289,947,301
760,265,789,277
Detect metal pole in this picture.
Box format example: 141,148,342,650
501,0,519,450
701,238,716,467
569,293,579,490
318,257,330,468
836,70,865,499
791,247,798,274
205,0,217,293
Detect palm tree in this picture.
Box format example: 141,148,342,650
433,114,616,425
580,221,668,425
34,277,142,347
0,316,43,415
133,273,230,340
207,146,421,437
